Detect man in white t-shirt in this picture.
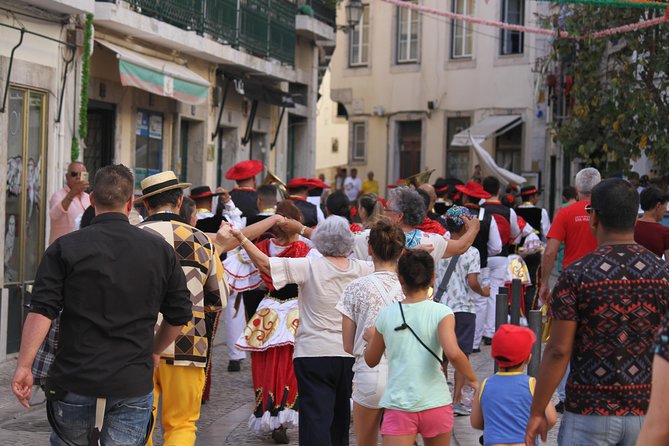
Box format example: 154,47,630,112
343,168,362,203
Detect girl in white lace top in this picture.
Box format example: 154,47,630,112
337,219,406,446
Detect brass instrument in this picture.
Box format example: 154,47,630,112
263,170,288,198
402,169,435,188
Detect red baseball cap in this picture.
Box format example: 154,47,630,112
455,181,492,199
491,324,536,368
225,160,263,181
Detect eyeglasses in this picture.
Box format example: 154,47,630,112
584,204,597,215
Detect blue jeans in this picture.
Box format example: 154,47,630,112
558,412,645,446
47,391,153,446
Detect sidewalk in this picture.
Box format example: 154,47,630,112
0,338,561,445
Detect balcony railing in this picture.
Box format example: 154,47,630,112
125,0,297,65
304,0,335,28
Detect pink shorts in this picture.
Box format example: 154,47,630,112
381,404,454,438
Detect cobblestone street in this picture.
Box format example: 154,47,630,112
0,327,560,446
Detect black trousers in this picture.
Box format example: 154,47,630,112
293,356,354,446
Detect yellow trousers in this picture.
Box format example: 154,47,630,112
147,363,206,446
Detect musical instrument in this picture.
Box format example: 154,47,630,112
262,171,288,198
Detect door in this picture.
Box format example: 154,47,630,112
178,120,189,182
84,101,115,182
5,87,48,353
398,120,422,179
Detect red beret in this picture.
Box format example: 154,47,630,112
286,177,311,190
306,178,331,190
455,181,492,199
225,160,263,181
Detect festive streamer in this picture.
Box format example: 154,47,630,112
381,0,669,40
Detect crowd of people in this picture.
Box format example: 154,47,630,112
9,159,669,446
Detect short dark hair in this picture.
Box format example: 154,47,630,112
591,178,639,231
145,188,182,210
416,188,431,210
92,164,134,209
640,185,669,212
326,191,351,221
482,176,500,196
397,249,434,292
179,196,196,222
562,186,577,201
257,184,278,206
368,218,405,262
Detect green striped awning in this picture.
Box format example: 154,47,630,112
97,40,209,105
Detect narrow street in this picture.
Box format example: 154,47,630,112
0,330,559,446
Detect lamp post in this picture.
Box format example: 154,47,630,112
338,0,363,32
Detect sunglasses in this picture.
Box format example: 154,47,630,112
584,204,596,215
69,172,80,177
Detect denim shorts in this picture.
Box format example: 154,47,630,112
558,412,645,446
47,391,153,446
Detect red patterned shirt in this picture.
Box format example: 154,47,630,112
550,243,669,416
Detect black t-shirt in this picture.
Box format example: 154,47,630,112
30,213,191,398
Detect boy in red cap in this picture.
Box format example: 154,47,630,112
470,325,556,446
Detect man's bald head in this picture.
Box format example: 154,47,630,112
419,184,437,209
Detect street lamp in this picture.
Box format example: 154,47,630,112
338,0,363,32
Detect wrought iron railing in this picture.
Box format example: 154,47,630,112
122,0,298,66
305,0,335,28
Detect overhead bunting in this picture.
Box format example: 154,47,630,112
381,0,669,40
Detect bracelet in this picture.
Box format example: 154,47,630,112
299,226,307,236
239,237,250,247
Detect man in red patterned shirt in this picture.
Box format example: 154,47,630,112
526,178,669,446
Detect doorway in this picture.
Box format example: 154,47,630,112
4,87,48,353
84,101,115,182
398,120,422,179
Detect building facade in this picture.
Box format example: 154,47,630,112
0,0,335,360
329,0,552,194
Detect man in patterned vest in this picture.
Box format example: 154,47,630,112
138,171,228,446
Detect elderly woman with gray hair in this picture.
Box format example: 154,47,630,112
353,186,479,262
231,215,373,446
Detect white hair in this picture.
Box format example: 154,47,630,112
575,168,601,196
311,215,354,257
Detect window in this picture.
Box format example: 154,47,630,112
396,2,420,63
451,0,474,58
349,6,370,67
446,117,471,181
495,123,523,173
501,0,524,55
350,122,367,162
135,110,163,189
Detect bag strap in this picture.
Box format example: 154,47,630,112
88,398,106,446
396,303,444,366
434,255,460,303
368,274,402,307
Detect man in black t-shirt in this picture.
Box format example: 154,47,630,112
11,165,192,445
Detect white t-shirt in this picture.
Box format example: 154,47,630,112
336,271,404,371
436,246,481,313
270,256,374,358
343,176,362,202
352,229,448,264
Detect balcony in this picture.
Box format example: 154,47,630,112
301,0,335,29
124,0,297,65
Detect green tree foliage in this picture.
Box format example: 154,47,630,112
548,7,669,173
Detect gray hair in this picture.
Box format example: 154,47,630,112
311,215,354,257
388,187,426,227
575,168,601,196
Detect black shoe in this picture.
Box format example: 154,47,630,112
482,336,492,346
272,426,289,444
227,360,241,372
555,401,564,413
472,348,481,353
